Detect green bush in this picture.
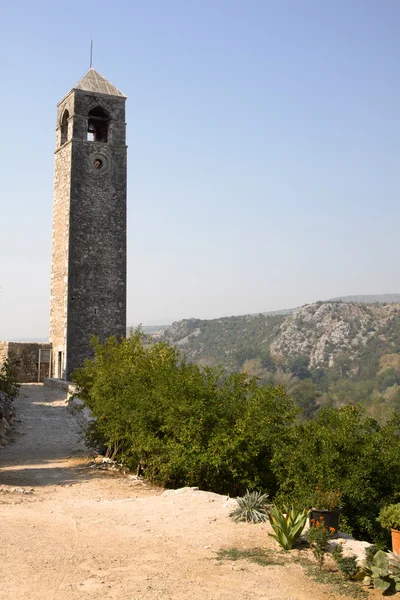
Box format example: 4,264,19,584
72,332,400,542
272,405,400,542
0,358,20,400
332,546,358,580
365,544,380,563
312,488,341,510
377,504,400,531
307,519,335,569
72,330,297,495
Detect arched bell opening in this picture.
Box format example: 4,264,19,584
60,109,69,145
87,106,109,142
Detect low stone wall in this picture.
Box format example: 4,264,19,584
0,342,52,383
43,377,71,391
43,378,76,399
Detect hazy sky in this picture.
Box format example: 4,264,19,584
1,0,399,340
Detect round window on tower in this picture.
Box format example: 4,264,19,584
89,153,109,175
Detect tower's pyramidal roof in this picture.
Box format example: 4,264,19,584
73,68,126,98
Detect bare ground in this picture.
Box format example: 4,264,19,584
0,384,372,600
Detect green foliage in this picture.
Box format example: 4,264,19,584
312,488,341,510
267,503,308,551
290,379,319,420
216,547,281,566
338,556,358,580
301,561,368,599
357,550,400,592
72,330,297,495
158,303,400,426
0,358,20,400
377,503,400,531
365,544,380,563
73,329,400,544
162,314,286,373
272,405,400,542
307,519,335,569
388,551,400,576
331,543,344,562
229,490,269,523
369,550,400,592
218,546,368,598
377,368,400,392
288,355,311,380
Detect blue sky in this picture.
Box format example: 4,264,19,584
0,0,399,339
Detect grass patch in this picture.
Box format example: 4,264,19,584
216,547,282,566
216,547,368,599
299,561,368,599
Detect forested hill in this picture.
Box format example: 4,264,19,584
154,300,400,421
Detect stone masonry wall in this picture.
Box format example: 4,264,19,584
50,84,127,380
50,91,75,378
0,342,52,383
67,98,127,375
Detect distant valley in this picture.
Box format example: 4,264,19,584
153,295,400,422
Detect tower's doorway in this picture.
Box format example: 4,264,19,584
57,351,63,379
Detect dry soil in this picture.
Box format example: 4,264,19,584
0,384,370,599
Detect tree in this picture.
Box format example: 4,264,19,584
72,330,297,495
288,355,311,380
290,379,319,419
272,405,400,542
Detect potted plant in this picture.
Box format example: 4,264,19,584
309,488,341,537
377,504,400,554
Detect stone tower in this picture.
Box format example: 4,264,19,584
50,69,127,380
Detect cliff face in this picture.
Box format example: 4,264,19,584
270,302,399,367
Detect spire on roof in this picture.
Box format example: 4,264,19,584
73,68,126,98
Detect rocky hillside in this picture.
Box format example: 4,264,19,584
153,313,286,370
155,301,400,372
270,301,399,367
154,301,400,420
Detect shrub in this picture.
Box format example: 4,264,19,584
267,503,308,550
377,504,400,531
307,517,336,569
337,555,358,579
229,490,269,523
0,358,19,400
72,330,297,495
331,544,344,562
272,405,400,542
331,546,358,580
365,544,380,563
312,488,341,510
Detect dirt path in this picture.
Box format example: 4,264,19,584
0,385,367,600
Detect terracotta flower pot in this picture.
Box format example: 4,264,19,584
309,509,340,538
391,528,400,554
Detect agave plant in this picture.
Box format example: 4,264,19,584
267,503,308,551
229,490,269,523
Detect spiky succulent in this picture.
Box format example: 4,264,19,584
268,503,308,551
229,490,269,523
